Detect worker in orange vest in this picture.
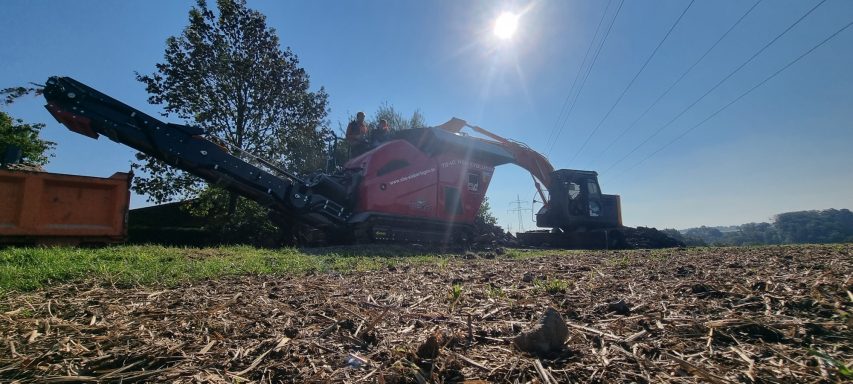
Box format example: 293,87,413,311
346,111,369,157
346,112,370,157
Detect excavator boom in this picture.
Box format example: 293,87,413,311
432,118,622,234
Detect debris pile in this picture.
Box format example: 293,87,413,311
1,245,850,382
620,226,685,249
472,217,516,246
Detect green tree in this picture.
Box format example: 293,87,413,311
0,111,55,166
476,196,498,227
132,0,330,245
1,86,42,106
134,0,330,209
738,222,780,245
684,226,724,245
678,208,853,246
369,103,426,131
185,187,284,246
661,229,706,247
775,209,853,244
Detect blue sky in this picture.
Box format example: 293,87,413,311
2,0,852,230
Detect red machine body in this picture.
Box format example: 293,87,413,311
336,124,518,242
346,140,497,225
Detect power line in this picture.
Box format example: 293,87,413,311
508,195,532,233
548,0,623,156
603,0,827,174
591,0,762,165
570,0,696,164
547,0,625,156
618,19,853,176
543,0,613,148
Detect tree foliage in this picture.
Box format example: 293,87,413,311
660,229,706,247
185,187,284,246
133,0,330,204
476,196,498,227
774,209,853,244
0,87,54,166
368,103,426,132
0,111,55,166
683,226,724,244
1,86,42,106
671,208,853,246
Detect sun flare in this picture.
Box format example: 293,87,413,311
494,12,519,40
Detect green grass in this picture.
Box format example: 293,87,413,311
504,248,587,260
448,283,464,302
486,285,506,299
606,254,631,267
810,350,853,379
0,244,455,294
0,244,633,294
534,278,571,294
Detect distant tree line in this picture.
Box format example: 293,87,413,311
662,209,853,246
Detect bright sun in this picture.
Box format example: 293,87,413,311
494,12,519,40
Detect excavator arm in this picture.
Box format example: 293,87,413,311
434,117,622,234
433,118,554,205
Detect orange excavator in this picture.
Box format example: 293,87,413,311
430,118,625,247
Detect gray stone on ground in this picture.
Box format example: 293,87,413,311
607,299,631,315
513,307,569,355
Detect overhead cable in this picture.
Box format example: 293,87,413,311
618,19,852,176
603,0,827,174
544,0,613,148
569,0,696,164
592,0,762,164
547,0,625,156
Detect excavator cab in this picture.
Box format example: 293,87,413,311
536,169,621,231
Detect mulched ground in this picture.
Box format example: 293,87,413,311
2,245,851,383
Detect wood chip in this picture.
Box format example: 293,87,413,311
1,244,849,382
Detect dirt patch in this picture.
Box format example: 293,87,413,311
2,245,851,382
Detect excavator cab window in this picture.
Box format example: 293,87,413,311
568,182,581,200
586,179,602,217
587,181,600,197
467,172,480,192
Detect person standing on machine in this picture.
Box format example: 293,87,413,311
346,111,369,157
371,119,392,146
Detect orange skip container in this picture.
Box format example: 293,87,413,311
0,169,131,245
